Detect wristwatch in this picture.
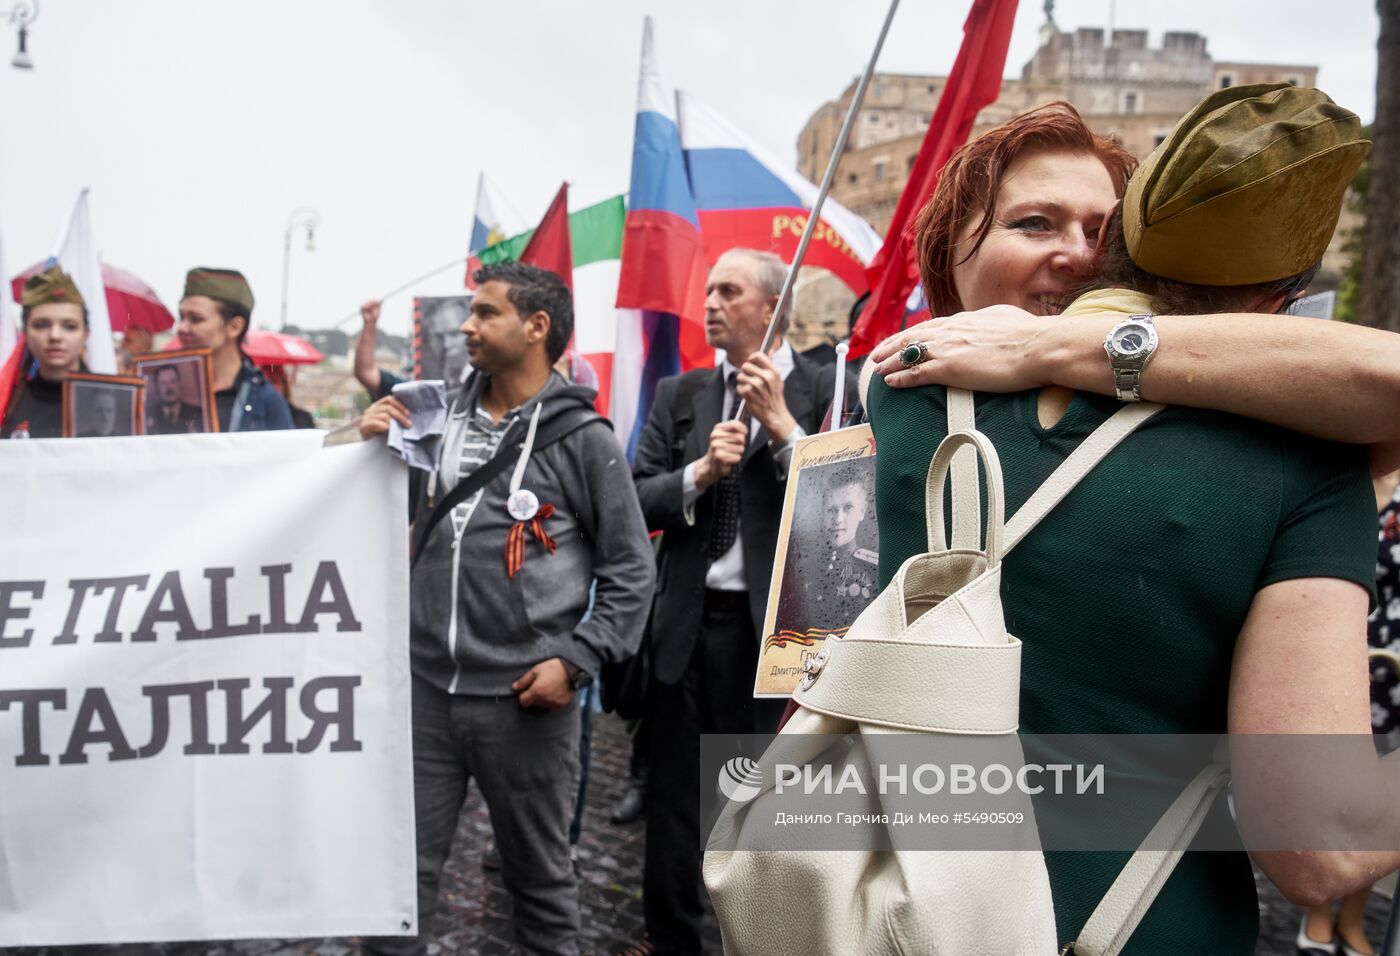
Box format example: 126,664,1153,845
1103,314,1159,402
561,659,593,691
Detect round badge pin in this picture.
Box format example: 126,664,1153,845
507,489,540,521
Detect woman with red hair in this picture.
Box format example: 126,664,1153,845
858,92,1391,955
869,102,1400,474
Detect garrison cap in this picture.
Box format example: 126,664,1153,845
183,267,254,312
1122,83,1369,285
20,264,85,308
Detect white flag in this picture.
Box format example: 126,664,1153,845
0,222,14,364
52,189,116,374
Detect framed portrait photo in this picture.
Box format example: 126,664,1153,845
755,423,879,697
133,348,219,434
62,373,145,439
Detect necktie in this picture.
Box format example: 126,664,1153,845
708,372,744,560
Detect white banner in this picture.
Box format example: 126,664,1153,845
0,431,416,946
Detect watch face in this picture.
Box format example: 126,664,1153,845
1111,323,1150,358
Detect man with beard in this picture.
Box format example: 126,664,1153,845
358,261,653,956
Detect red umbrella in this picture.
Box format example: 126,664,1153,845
163,328,324,366
243,330,324,366
11,260,175,334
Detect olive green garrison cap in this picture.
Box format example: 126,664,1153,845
1122,83,1369,285
20,264,85,308
183,267,254,312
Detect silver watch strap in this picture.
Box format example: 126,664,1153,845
1113,367,1144,403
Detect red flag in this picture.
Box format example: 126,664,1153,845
849,0,1019,357
519,183,573,293
0,344,27,430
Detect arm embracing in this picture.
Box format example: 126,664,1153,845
873,307,1400,468
1228,578,1400,904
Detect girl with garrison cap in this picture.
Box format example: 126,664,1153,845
0,265,89,439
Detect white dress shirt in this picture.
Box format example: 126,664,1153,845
681,343,804,592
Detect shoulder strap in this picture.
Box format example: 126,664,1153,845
410,410,600,567
1003,402,1164,555
945,389,981,551
1070,759,1231,956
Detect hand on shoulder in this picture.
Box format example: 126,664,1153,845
868,305,1056,392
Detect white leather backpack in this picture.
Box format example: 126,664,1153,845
703,390,1229,956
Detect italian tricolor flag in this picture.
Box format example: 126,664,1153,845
477,195,629,430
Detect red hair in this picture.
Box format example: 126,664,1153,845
914,102,1137,317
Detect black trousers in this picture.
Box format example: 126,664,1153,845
642,590,785,954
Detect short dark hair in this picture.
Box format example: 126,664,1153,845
471,261,574,363
21,304,90,330
1076,207,1318,316
152,364,180,381
211,298,252,346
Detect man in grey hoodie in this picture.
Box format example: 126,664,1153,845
360,261,655,956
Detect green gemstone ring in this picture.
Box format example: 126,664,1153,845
899,341,929,367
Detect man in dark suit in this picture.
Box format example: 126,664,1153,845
145,364,204,434
630,248,840,955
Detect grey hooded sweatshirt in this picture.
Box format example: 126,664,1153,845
410,371,654,696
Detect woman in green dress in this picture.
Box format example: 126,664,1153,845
860,93,1395,954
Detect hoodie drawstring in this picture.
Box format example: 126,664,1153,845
504,404,557,578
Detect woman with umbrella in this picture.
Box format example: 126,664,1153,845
0,265,88,439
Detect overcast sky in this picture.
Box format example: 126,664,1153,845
0,0,1380,337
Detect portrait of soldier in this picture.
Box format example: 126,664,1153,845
145,364,204,435
793,461,879,630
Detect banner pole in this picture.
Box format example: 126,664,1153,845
733,0,900,421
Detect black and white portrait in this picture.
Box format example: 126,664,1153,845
63,374,144,438
414,295,473,386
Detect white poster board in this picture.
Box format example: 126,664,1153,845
0,431,416,946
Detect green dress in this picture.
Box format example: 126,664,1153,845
866,376,1376,954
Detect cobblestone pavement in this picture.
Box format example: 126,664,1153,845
5,710,1394,955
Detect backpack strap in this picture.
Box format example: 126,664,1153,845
410,408,601,568
1068,758,1231,956
934,394,1199,956
943,392,1164,556
945,389,981,551
1003,402,1165,555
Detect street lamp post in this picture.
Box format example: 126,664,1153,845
280,206,320,332
2,0,38,69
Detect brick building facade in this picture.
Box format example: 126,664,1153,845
783,18,1336,348
798,21,1318,236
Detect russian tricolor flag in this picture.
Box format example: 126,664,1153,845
678,91,882,295
613,17,710,459
465,173,528,289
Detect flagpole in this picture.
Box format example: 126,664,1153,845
733,0,899,421
330,255,469,330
